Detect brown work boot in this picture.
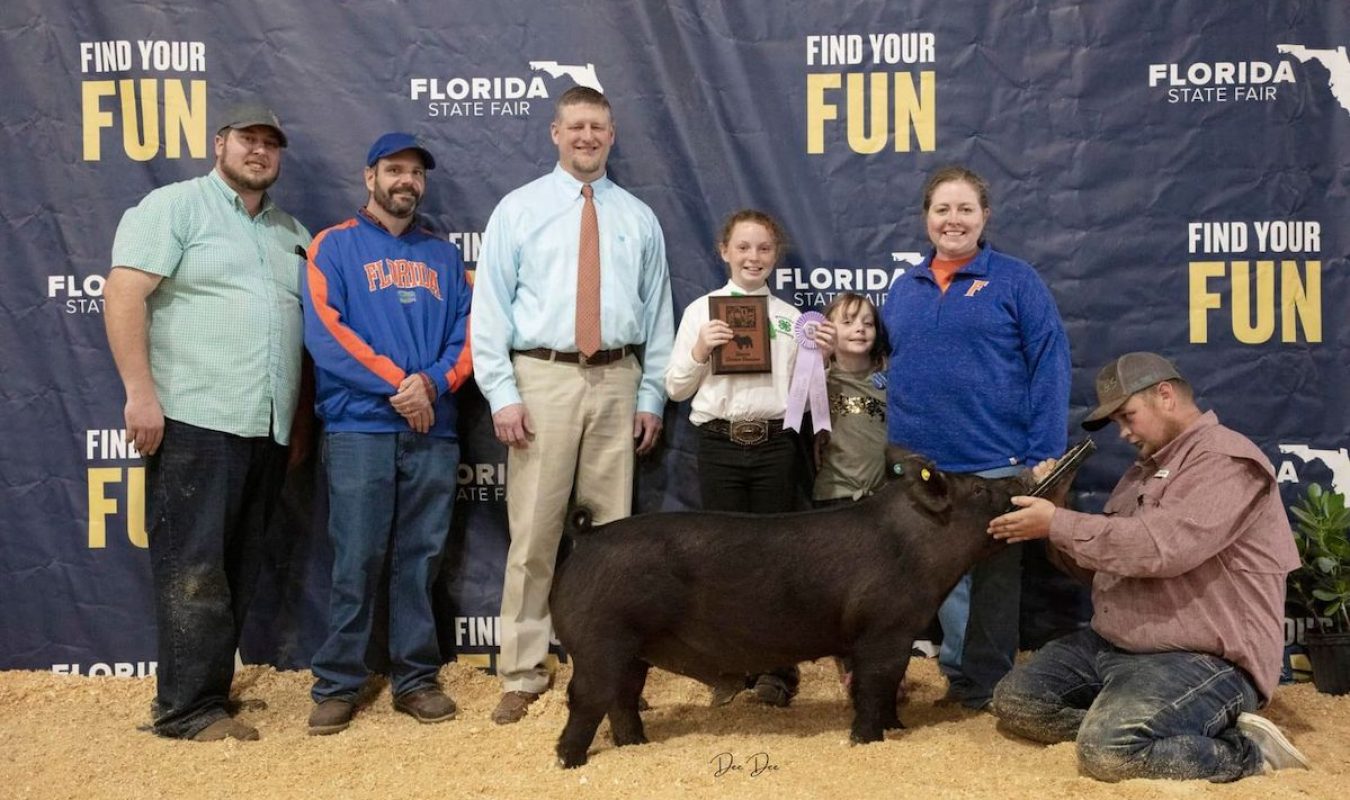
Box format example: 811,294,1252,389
393,687,457,723
191,717,260,742
491,690,540,725
308,698,354,736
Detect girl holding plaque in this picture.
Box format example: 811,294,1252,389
664,208,834,708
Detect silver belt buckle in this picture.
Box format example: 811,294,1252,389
729,420,768,446
577,351,592,367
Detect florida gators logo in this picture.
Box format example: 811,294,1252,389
363,258,443,300
965,280,990,297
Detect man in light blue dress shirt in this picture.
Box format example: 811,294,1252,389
471,86,674,725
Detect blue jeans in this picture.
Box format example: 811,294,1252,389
311,432,459,701
992,628,1262,782
937,573,972,677
937,464,1023,708
146,419,287,738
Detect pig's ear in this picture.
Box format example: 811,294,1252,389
907,464,952,519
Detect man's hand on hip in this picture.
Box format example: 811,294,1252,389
633,411,662,455
493,403,534,449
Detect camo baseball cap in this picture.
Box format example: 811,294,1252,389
1081,352,1183,431
215,98,288,147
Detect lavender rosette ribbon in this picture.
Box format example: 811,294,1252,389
784,311,831,434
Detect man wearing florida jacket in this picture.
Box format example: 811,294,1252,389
301,132,472,735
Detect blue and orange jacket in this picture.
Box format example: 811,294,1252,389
302,211,472,439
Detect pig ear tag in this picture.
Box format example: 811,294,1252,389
892,463,904,476
921,468,931,481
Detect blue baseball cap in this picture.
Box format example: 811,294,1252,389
366,132,436,169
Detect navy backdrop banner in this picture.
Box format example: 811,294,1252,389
2,1,1346,674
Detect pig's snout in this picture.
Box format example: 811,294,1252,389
982,474,1031,512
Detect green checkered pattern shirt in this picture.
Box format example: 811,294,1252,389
111,170,311,444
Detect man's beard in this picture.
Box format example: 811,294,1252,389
219,158,278,192
374,184,420,218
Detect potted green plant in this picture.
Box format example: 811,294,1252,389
1288,482,1350,695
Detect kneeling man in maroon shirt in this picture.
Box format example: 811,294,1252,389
986,351,1308,782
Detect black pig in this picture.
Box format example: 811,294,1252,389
549,448,1031,767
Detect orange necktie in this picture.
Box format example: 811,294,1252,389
576,183,601,357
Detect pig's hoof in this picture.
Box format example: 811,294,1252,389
557,749,589,769
849,729,884,745
708,683,742,707
612,732,648,747
749,675,793,707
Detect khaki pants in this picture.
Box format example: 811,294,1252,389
497,353,639,692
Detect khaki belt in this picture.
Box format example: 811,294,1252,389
700,418,785,446
514,346,634,367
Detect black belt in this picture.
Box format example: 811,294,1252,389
514,346,634,367
699,418,785,446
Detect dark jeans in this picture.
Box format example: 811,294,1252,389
696,424,800,695
311,432,458,701
992,628,1262,782
146,418,287,738
941,464,1023,709
696,426,797,513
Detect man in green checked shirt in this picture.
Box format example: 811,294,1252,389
104,98,311,742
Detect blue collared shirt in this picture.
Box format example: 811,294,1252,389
471,163,674,415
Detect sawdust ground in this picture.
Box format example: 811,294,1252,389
0,658,1345,800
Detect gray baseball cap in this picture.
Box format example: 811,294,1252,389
215,99,288,147
1081,352,1183,431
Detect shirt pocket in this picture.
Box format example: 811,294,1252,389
601,220,648,293
1135,477,1170,510
269,241,303,303
517,230,572,292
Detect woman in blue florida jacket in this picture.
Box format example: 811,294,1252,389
881,165,1070,710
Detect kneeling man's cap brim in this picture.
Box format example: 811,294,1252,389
1082,352,1182,431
